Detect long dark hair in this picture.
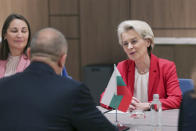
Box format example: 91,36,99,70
0,13,31,60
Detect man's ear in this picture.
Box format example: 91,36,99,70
58,54,67,68
27,48,31,59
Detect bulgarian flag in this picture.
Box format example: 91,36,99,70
100,65,132,112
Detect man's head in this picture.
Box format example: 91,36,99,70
27,27,68,75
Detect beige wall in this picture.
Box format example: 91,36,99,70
0,0,48,35
1,0,196,80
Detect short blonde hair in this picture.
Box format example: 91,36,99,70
117,20,154,48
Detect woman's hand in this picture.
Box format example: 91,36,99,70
129,97,151,111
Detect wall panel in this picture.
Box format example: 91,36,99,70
0,0,48,35
131,0,196,29
50,16,79,38
80,0,130,67
49,0,78,15
152,46,175,62
65,40,80,80
154,29,196,37
174,46,196,78
49,0,80,80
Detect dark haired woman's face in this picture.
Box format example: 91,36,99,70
4,19,29,56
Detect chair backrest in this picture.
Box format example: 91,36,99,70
179,78,194,95
83,65,113,105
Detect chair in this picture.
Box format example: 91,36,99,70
83,65,113,105
179,78,194,95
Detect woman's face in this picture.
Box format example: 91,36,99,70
121,29,150,61
5,19,29,55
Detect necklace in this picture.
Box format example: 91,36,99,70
137,68,149,74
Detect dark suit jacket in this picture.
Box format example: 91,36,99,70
178,90,196,131
0,62,117,131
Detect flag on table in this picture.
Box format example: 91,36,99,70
100,64,132,112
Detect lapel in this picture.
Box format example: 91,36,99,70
16,54,30,72
0,54,30,78
148,54,159,100
0,60,7,78
127,60,135,97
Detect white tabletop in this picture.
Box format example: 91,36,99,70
98,106,179,131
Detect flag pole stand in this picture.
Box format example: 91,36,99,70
115,109,121,126
114,109,130,131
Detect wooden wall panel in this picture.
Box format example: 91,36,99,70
80,0,130,67
153,45,196,78
65,40,80,80
152,45,175,61
174,46,196,78
154,30,196,37
49,0,78,15
0,0,48,35
50,16,79,38
49,0,80,80
131,0,196,28
0,0,48,36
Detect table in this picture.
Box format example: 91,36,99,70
98,106,179,131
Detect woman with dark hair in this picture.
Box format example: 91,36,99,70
0,13,31,78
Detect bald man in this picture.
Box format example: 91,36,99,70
0,28,118,131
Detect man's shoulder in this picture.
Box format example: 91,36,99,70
0,71,83,90
57,76,82,89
